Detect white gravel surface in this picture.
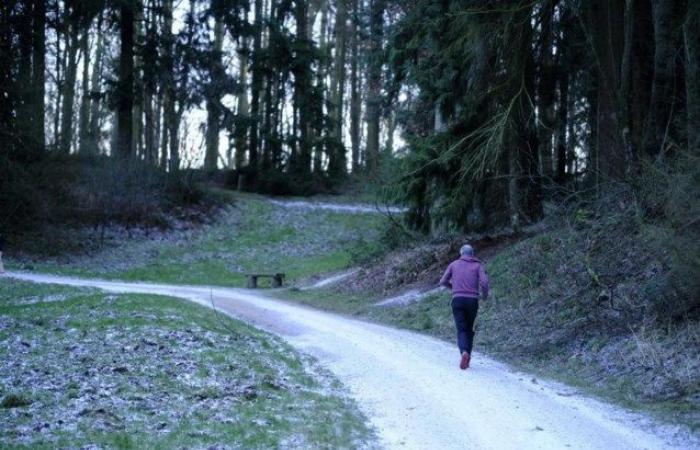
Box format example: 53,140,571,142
5,271,697,450
303,269,360,290
268,199,405,214
375,287,444,307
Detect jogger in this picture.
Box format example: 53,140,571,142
440,243,489,369
451,296,479,354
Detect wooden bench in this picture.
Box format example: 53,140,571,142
245,273,285,288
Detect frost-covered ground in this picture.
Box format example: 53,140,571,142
7,272,697,450
10,195,387,288
0,279,375,449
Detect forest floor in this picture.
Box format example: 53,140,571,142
0,278,375,449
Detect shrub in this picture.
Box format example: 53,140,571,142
0,153,209,236
636,152,700,319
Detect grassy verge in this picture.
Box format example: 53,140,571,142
9,194,387,288
0,279,376,449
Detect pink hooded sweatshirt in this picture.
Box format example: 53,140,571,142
440,255,489,300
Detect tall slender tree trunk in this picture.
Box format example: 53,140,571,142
235,45,249,169
16,0,33,152
59,11,79,154
204,18,224,171
53,0,62,149
143,2,157,164
161,0,175,168
248,0,264,172
349,0,361,172
620,0,653,156
643,0,682,158
32,0,46,152
365,0,385,174
292,0,312,175
555,72,569,182
0,2,15,151
312,5,328,173
116,0,135,158
328,0,348,177
78,25,90,154
588,0,626,178
536,0,557,181
685,2,700,152
385,109,395,155
509,2,541,225
520,6,542,222
87,12,104,155
566,74,577,175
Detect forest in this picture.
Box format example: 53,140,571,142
1,1,700,447
1,0,699,232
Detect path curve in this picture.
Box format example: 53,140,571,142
4,272,696,450
268,199,405,214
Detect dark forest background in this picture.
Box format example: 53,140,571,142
1,0,699,235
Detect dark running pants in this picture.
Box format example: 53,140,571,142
451,296,479,354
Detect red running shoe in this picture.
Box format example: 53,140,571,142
460,352,470,370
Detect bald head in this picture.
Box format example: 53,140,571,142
460,244,474,256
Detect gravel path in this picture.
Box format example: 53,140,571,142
5,271,697,450
268,199,405,214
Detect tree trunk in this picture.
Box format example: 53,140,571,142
349,0,361,172
385,109,395,156
32,0,46,152
566,74,577,175
587,0,626,179
555,72,569,182
78,25,90,154
0,2,15,151
115,0,135,158
248,0,264,172
292,0,312,175
620,0,653,156
685,2,700,152
313,4,328,173
161,0,175,168
328,0,348,177
204,18,224,171
509,2,541,224
536,0,557,181
53,0,62,149
365,0,385,174
643,0,682,158
235,44,249,169
59,10,79,154
16,0,33,152
86,12,104,155
143,2,157,164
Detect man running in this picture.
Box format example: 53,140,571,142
440,244,489,370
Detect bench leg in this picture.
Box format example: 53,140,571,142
247,276,258,289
